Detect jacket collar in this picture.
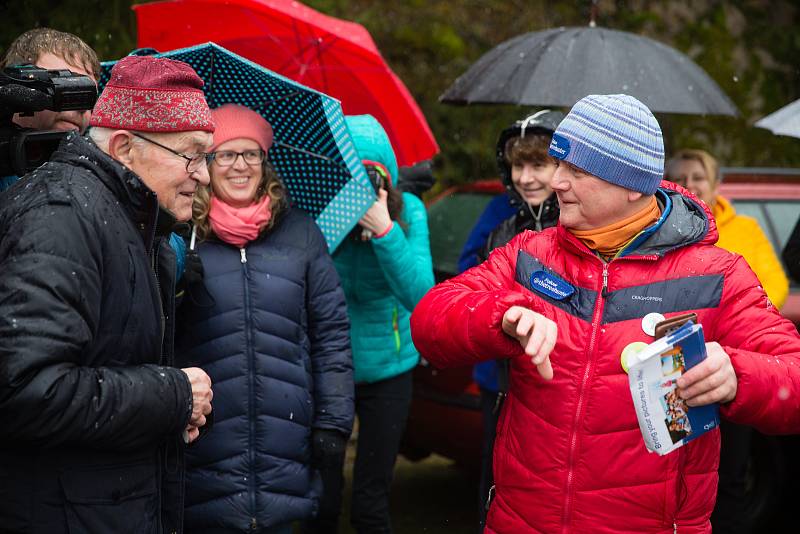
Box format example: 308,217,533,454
50,132,170,250
557,180,716,260
515,193,560,231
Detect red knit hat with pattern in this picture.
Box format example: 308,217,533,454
90,55,214,133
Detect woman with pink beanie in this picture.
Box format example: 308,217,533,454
175,104,354,533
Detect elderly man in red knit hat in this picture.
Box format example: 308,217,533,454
0,55,215,534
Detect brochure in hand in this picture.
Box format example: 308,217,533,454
624,322,720,456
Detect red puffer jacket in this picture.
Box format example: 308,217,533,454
411,183,800,534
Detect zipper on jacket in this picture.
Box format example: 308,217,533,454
485,484,496,512
561,262,608,533
241,246,257,527
392,306,401,352
672,444,687,531
151,249,165,350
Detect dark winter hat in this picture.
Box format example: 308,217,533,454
90,55,214,133
496,109,564,184
548,94,664,195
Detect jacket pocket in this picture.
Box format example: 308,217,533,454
60,461,159,534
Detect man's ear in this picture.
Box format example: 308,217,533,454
107,131,137,167
627,190,644,203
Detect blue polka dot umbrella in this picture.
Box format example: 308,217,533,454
99,42,375,252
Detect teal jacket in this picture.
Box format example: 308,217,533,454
336,115,434,383
334,192,433,383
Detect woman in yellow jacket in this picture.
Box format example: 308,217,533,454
665,148,789,534
665,148,788,308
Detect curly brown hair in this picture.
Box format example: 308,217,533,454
385,178,404,224
192,160,289,242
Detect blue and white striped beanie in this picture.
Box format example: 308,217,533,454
548,94,664,195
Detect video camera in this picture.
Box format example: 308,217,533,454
0,65,97,177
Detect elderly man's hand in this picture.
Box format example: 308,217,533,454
677,342,737,406
501,306,556,380
181,367,213,434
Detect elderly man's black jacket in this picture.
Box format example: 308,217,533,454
0,133,193,534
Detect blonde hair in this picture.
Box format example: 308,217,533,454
192,160,288,241
665,149,720,185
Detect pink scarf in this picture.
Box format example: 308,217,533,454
209,195,272,248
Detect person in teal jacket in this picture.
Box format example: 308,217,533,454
324,115,434,534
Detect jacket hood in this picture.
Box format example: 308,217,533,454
495,109,564,208
559,180,717,259
344,114,399,184
627,180,717,256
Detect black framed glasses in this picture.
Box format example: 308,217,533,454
208,149,266,167
131,133,211,173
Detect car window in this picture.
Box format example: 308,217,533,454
428,192,495,276
731,199,800,288
730,199,800,251
764,201,800,250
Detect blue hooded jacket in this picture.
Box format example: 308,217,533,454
333,115,434,383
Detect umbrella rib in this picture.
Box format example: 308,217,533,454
229,5,309,74
273,140,349,170
256,90,305,107
207,47,216,100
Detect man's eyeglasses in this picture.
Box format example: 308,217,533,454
131,133,211,173
208,149,266,167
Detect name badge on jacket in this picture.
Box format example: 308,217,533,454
530,270,575,300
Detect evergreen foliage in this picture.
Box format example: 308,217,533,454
2,0,798,188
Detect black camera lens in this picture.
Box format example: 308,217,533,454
364,164,383,193
13,130,66,175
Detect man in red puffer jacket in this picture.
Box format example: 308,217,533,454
410,94,800,534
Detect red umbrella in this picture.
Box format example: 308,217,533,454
133,0,439,167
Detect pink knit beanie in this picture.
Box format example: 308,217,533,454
210,104,274,152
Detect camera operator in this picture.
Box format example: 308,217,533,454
0,28,99,191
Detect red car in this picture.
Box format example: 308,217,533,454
402,169,800,529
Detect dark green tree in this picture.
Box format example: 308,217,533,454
2,0,798,188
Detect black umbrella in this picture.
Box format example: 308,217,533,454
440,26,738,116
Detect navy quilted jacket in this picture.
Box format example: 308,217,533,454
175,208,354,531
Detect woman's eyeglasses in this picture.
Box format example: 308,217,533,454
208,149,266,167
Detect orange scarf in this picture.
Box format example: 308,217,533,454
570,196,660,260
